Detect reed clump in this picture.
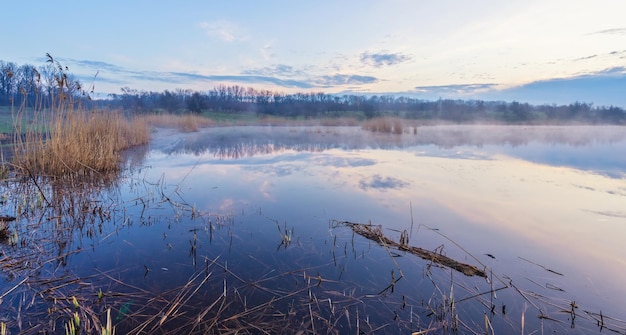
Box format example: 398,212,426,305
12,110,149,176
7,54,150,177
362,117,405,134
138,113,215,132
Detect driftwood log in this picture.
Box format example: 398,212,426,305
338,221,486,278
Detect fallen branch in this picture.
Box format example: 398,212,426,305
336,220,486,278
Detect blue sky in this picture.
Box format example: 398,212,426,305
2,1,625,106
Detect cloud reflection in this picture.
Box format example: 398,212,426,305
150,125,626,178
359,175,409,191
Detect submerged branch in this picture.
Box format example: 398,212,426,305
336,220,486,278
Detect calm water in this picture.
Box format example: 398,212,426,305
1,125,625,334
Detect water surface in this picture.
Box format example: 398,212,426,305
1,125,625,334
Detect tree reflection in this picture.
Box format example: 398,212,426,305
154,125,626,159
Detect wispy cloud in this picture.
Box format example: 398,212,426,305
76,74,126,85
68,59,125,72
45,57,379,91
34,57,125,74
242,64,307,78
574,54,597,61
41,58,139,86
481,67,626,107
360,51,411,67
316,74,378,86
414,83,497,95
590,28,626,36
359,175,409,191
260,41,276,61
595,66,626,75
199,20,247,42
239,66,378,88
404,67,626,107
143,72,315,89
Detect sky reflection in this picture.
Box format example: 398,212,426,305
147,125,626,318
4,125,625,333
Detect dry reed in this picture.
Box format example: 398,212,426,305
362,117,406,134
11,109,149,176
5,54,151,177
138,113,215,132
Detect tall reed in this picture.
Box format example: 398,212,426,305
12,109,149,176
9,55,150,177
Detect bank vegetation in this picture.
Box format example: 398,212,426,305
4,55,150,178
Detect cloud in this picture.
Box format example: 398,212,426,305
608,50,626,56
414,83,498,95
33,57,125,74
590,28,626,36
359,175,409,191
142,72,316,89
37,57,136,87
199,20,247,42
402,67,626,107
45,57,378,92
594,66,626,75
574,54,597,61
242,64,307,78
76,74,126,85
360,51,411,67
243,65,377,88
316,74,378,86
483,67,626,107
319,157,376,168
67,59,125,72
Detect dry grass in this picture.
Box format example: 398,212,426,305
317,117,360,126
138,113,215,132
5,54,151,177
12,109,150,176
362,117,406,134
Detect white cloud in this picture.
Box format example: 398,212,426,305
260,41,275,61
199,20,247,42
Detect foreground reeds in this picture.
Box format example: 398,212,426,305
11,109,149,176
1,171,625,334
5,54,151,178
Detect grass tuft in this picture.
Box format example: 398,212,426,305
4,55,151,178
138,113,215,132
362,117,406,134
11,109,149,176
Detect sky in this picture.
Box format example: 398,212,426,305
2,1,625,106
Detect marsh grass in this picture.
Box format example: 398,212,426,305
362,117,407,134
11,109,149,176
138,113,215,132
7,55,150,178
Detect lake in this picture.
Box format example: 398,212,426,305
1,125,625,334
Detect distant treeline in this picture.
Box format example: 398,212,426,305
1,58,625,124
107,86,626,124
0,58,85,110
